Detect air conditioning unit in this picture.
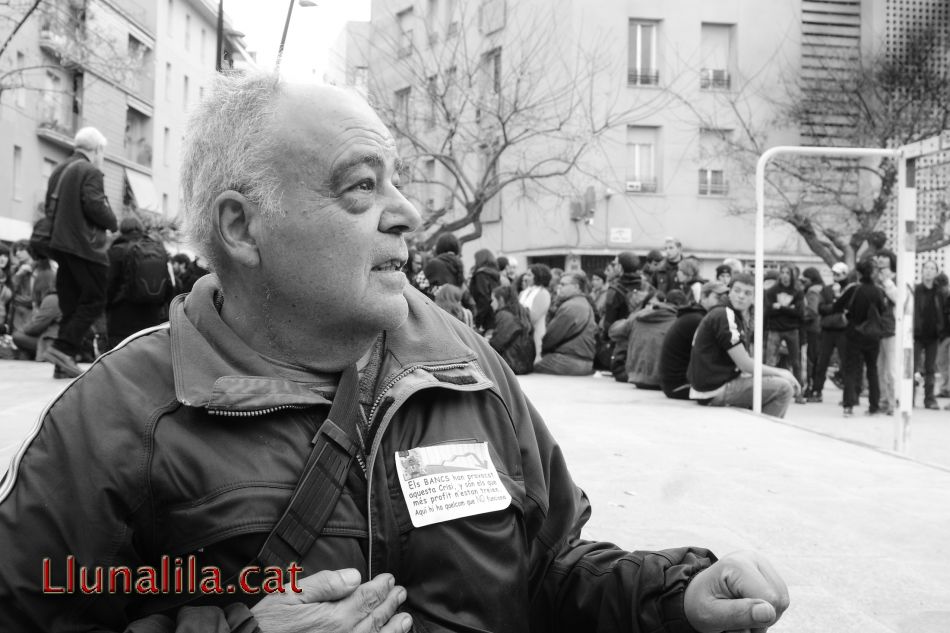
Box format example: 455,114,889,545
625,181,643,193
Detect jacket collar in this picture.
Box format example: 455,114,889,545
169,275,478,412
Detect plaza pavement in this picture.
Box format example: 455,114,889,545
0,358,948,632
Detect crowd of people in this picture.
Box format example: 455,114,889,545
410,233,950,419
0,127,209,375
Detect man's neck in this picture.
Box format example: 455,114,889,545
924,280,934,289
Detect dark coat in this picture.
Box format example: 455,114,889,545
542,294,597,360
47,153,117,266
489,305,535,374
764,282,804,331
423,252,465,289
913,283,946,341
602,272,642,332
470,266,501,331
659,304,707,398
625,302,678,387
106,231,173,348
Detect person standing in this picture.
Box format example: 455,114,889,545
469,248,501,332
42,127,117,378
651,237,684,294
873,251,898,415
800,267,825,400
764,264,805,403
834,259,887,416
914,260,945,409
810,262,851,402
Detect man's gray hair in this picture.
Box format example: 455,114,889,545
74,127,107,152
180,71,285,271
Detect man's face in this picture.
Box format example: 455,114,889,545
557,276,579,299
13,248,31,267
256,86,422,338
729,281,755,312
664,241,680,260
717,271,731,285
605,259,620,281
591,276,604,291
701,290,724,311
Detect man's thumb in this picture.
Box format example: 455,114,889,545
709,598,776,630
290,568,362,604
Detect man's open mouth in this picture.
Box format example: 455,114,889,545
372,260,404,272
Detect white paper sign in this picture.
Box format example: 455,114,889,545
394,442,512,528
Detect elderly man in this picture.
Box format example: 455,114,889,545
0,72,788,632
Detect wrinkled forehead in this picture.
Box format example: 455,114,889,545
273,86,397,175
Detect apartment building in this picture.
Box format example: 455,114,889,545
344,0,949,276
0,0,251,244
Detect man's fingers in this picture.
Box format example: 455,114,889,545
281,568,363,605
341,574,398,619
352,585,410,633
705,598,776,631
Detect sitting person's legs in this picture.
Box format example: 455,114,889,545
709,375,794,418
534,352,593,376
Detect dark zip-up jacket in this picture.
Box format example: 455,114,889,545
764,282,803,332
47,152,117,266
0,275,714,632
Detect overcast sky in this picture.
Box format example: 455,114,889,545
221,0,370,81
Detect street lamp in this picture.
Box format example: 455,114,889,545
276,0,318,72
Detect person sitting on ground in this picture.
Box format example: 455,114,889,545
659,281,728,400
488,284,535,375
105,217,175,351
469,248,501,333
607,284,654,383
434,283,474,329
589,270,607,321
0,70,789,633
687,272,800,418
0,244,13,338
626,289,689,390
599,252,642,375
8,240,35,358
518,263,552,363
676,257,706,304
11,263,63,374
535,271,598,376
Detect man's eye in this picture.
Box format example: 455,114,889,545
352,179,376,192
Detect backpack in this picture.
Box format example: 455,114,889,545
503,315,536,375
122,239,170,304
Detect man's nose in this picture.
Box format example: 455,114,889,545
380,186,423,235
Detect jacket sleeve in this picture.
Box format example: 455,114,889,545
0,379,261,632
80,169,118,232
542,303,579,352
106,244,126,306
478,351,716,632
803,290,820,324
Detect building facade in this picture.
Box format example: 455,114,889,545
0,0,251,244
343,0,948,278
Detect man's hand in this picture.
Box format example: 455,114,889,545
251,568,412,633
684,551,789,633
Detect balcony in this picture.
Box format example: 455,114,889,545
628,70,659,86
700,68,731,91
624,179,658,193
698,181,729,196
39,26,84,69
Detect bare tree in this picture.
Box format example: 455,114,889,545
353,3,668,249
682,25,950,266
1,0,150,131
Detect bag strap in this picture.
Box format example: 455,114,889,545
257,364,361,570
48,160,82,218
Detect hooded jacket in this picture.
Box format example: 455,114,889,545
0,275,714,633
469,250,501,331
423,252,465,289
626,302,679,387
602,272,643,332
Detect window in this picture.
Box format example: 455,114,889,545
397,9,413,58
185,14,190,50
12,146,22,200
165,62,172,100
625,126,658,192
163,127,170,166
183,75,189,108
15,52,25,108
125,106,152,168
628,20,658,86
698,128,729,195
483,48,501,95
394,87,411,130
698,169,727,195
700,23,733,90
41,71,67,131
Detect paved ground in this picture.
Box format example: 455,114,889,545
1,358,948,632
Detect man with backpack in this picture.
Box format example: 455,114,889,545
41,127,117,378
105,217,174,350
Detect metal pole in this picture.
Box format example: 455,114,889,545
216,0,224,72
754,146,901,415
276,0,296,72
895,156,916,452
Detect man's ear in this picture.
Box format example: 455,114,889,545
212,191,262,268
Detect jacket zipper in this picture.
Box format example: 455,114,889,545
364,362,480,578
207,404,311,417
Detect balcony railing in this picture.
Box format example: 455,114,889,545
628,70,659,86
625,178,658,193
698,181,729,196
700,68,731,90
